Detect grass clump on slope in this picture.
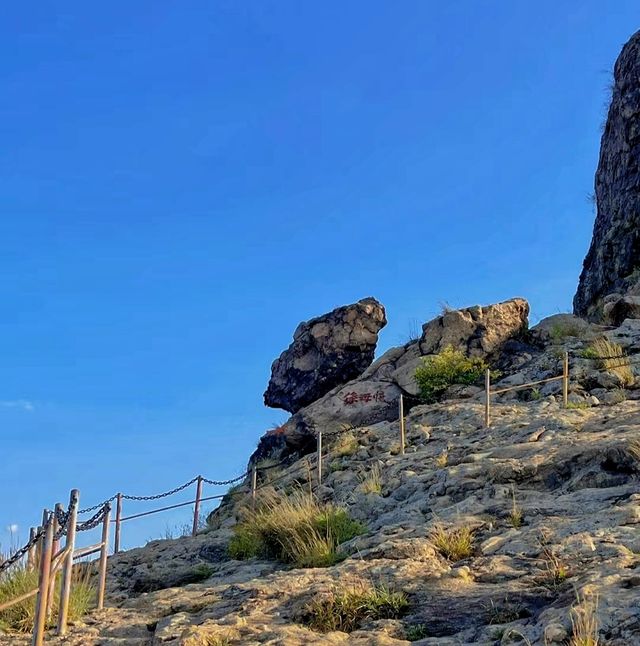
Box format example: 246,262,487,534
0,559,94,633
303,582,408,633
228,489,365,568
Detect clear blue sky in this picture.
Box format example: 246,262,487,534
1,2,638,550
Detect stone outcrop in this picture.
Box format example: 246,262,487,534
264,297,387,413
419,298,529,356
574,30,640,320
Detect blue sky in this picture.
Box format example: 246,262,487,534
1,1,639,550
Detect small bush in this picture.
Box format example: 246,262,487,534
332,432,359,458
549,321,585,341
431,525,474,561
415,346,488,403
583,337,634,386
304,582,408,633
228,490,365,568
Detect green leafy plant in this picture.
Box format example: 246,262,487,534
415,346,488,403
405,623,430,640
228,490,365,568
304,582,408,633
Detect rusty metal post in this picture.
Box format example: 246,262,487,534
399,394,406,455
563,351,569,408
57,489,79,636
251,465,257,508
114,493,123,554
192,476,203,537
97,505,111,610
485,368,491,427
317,431,323,486
32,512,53,646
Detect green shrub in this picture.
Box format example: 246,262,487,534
228,490,365,568
304,582,408,633
406,623,430,640
415,346,488,403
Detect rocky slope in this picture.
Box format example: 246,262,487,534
574,29,640,322
3,308,640,645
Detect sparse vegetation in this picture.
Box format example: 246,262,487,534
435,450,449,468
405,623,430,640
537,534,570,590
0,561,95,633
583,337,634,386
228,490,365,568
570,591,599,646
415,346,488,403
303,582,408,633
508,486,524,528
359,464,382,494
485,597,528,624
567,401,590,410
431,525,474,561
333,431,359,458
549,320,586,341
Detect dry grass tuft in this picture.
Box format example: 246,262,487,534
228,489,365,568
359,464,382,495
584,337,634,386
569,591,599,646
333,431,360,458
431,525,474,561
303,581,408,633
508,486,524,528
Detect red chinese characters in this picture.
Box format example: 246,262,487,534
343,390,386,405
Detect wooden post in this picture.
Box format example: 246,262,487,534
399,394,406,455
563,351,569,408
484,368,491,427
46,503,63,619
317,431,323,486
251,465,257,507
57,489,79,636
27,527,37,571
97,505,111,610
32,512,53,646
192,476,203,537
114,493,123,554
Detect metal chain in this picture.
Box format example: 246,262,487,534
0,512,56,575
201,472,247,486
121,476,200,501
78,494,118,515
77,503,111,533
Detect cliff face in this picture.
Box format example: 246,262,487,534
574,30,640,320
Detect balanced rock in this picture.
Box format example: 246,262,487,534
574,30,640,320
264,297,387,413
419,298,529,356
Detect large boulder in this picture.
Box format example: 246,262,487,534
419,298,529,356
264,297,387,413
574,30,640,320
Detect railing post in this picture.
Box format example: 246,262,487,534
97,504,111,610
27,527,37,571
484,368,491,427
46,503,63,619
32,512,53,646
399,394,406,455
57,489,79,636
192,476,203,537
563,351,569,408
317,430,323,487
114,493,123,554
251,465,257,508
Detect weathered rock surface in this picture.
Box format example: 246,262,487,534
419,298,529,357
10,394,640,645
574,30,640,320
264,297,387,413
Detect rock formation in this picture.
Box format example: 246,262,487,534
264,297,387,413
419,298,529,356
574,29,640,321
